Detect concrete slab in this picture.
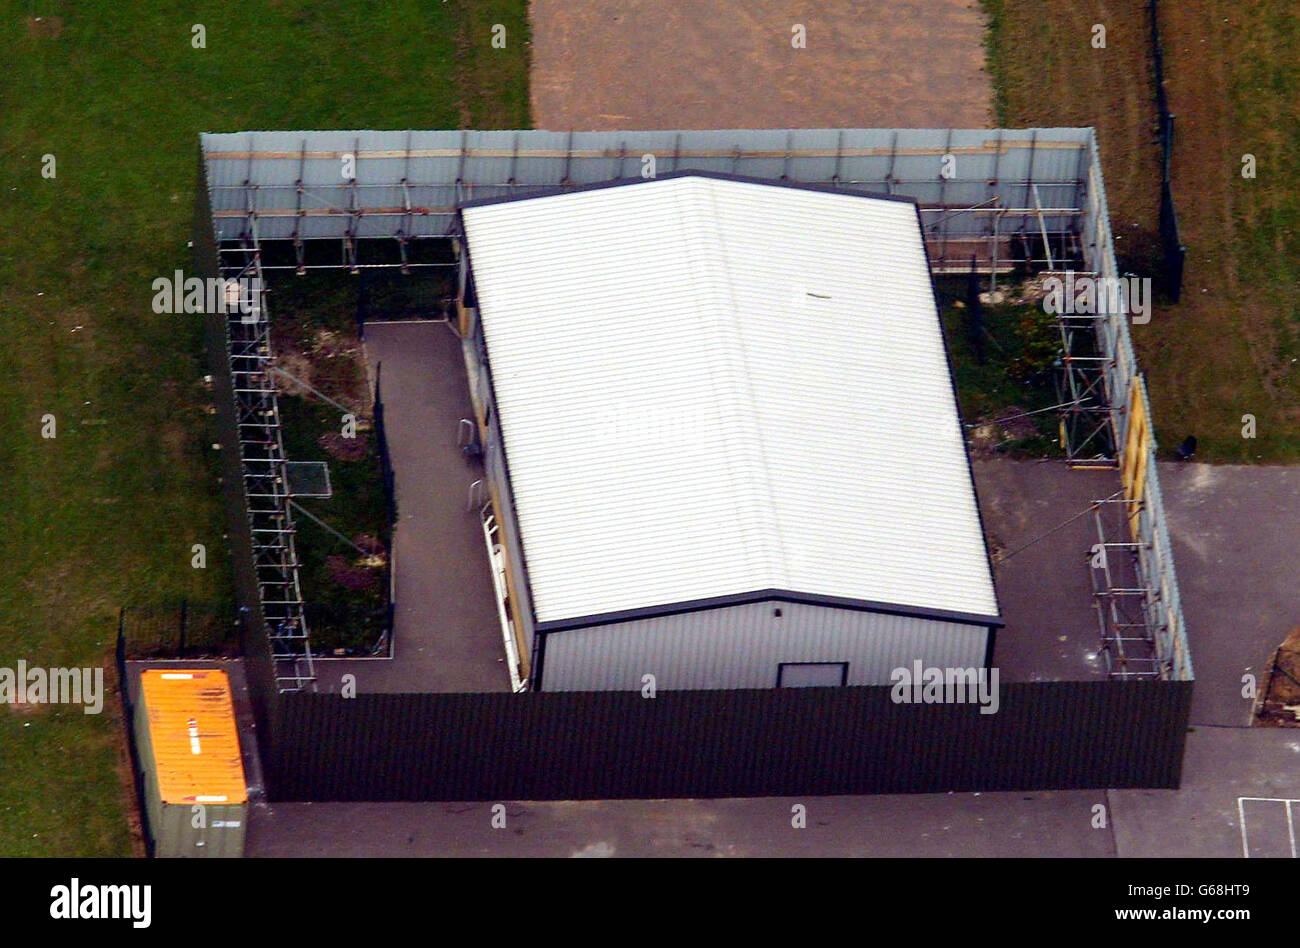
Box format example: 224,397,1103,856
315,321,510,694
529,0,994,131
1158,463,1300,726
1110,726,1300,858
971,458,1114,682
247,789,1113,858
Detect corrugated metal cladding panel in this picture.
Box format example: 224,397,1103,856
462,175,999,625
268,680,1193,800
200,128,1093,240
540,601,988,691
138,670,246,804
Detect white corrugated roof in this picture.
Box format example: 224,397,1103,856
461,175,999,626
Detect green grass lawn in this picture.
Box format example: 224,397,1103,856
982,0,1300,460
0,0,528,856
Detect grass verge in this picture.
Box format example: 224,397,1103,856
981,0,1300,460
0,0,527,856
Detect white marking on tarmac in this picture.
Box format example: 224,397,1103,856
1237,797,1298,858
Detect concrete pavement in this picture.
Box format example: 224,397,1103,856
247,790,1114,858
1158,462,1300,726
315,321,510,694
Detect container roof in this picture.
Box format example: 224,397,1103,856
138,669,247,805
461,173,1000,628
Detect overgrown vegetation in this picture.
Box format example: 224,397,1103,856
277,396,391,656
268,270,418,656
0,0,528,856
936,277,1065,459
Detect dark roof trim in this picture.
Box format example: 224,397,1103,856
455,168,918,212
535,589,1003,634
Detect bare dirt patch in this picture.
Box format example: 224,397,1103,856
530,0,993,129
273,325,369,415
25,16,62,39
1258,625,1300,727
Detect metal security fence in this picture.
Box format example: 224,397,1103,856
267,679,1193,801
1149,0,1186,301
372,363,398,533
194,150,288,743
118,601,238,659
193,127,1196,800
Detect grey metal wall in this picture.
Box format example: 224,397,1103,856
463,321,537,663
540,600,988,691
201,128,1093,242
267,679,1194,800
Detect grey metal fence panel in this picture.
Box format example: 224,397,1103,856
1079,132,1193,682
202,128,1098,242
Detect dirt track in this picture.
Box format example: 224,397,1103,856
529,0,993,130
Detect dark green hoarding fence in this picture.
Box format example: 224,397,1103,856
266,679,1193,801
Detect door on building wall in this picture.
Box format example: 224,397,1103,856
777,662,848,687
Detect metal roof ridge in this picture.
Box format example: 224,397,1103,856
669,179,774,588
694,178,793,585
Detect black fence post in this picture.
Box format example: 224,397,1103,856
372,360,397,654
966,255,985,365
357,267,370,340
178,598,188,655
1149,0,1186,302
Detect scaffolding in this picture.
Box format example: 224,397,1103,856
1053,286,1119,468
1089,495,1164,680
220,215,315,693
197,126,1194,686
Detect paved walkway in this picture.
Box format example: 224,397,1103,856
529,0,994,130
313,322,510,694
248,789,1113,858
972,459,1114,682
1110,726,1300,858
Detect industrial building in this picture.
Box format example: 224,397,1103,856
192,128,1196,799
199,127,1192,696
456,172,1002,691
